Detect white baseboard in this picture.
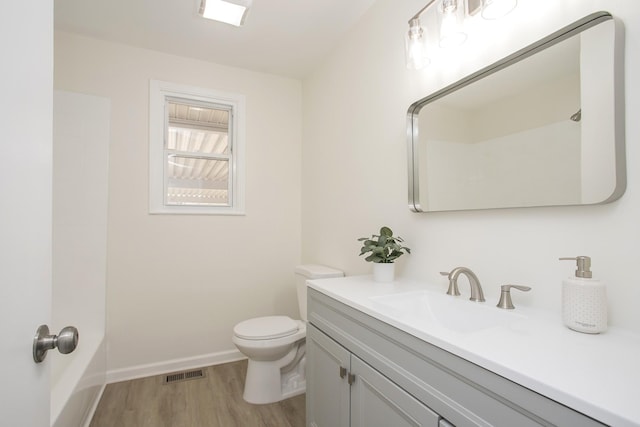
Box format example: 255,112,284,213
82,383,106,427
105,349,246,384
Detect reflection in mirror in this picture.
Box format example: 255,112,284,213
407,12,625,213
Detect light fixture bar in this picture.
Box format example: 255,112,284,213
408,0,438,23
467,0,483,16
199,0,252,27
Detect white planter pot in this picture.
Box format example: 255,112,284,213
373,263,395,283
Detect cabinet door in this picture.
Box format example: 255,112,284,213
350,356,441,427
307,324,351,427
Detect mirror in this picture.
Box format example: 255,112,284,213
407,12,625,213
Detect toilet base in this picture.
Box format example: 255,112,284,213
280,366,306,400
242,355,306,404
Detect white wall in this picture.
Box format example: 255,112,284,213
54,32,303,375
302,0,640,332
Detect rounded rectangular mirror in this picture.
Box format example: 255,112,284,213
407,12,625,213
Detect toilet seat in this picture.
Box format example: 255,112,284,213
234,316,299,340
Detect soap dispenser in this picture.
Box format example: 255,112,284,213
559,256,607,334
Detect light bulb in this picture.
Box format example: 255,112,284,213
405,19,430,69
439,6,467,48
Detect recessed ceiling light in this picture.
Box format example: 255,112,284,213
199,0,252,27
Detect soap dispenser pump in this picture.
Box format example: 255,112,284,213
559,256,607,334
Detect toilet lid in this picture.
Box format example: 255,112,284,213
234,316,299,340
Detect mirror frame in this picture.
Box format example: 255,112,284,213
407,11,625,213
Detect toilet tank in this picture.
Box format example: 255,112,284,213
295,265,344,321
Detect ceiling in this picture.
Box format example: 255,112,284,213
54,0,377,79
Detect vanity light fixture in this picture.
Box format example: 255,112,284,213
199,0,252,27
405,0,517,69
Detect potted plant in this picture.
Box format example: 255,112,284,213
358,226,411,282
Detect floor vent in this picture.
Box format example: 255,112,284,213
164,369,206,384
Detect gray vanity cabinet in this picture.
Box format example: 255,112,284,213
307,288,606,427
307,323,441,427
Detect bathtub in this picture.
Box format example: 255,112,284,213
51,334,106,427
52,91,110,427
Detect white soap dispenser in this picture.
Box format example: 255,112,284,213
559,256,607,334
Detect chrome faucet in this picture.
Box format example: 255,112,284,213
496,284,531,309
440,267,485,302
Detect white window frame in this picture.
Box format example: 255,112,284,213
149,80,245,215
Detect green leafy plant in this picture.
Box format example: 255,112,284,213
358,226,411,263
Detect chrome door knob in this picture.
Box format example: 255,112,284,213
33,324,79,363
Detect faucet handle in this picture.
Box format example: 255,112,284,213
440,270,461,296
496,284,531,310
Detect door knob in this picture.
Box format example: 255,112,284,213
33,324,79,363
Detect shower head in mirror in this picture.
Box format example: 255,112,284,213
570,109,582,122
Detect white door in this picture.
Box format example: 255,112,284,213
0,1,54,425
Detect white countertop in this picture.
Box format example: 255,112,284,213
307,275,640,427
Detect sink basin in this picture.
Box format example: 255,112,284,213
369,290,526,334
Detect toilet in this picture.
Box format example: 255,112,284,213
232,264,344,404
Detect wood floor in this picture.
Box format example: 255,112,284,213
89,360,306,427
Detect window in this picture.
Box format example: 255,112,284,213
149,80,245,214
